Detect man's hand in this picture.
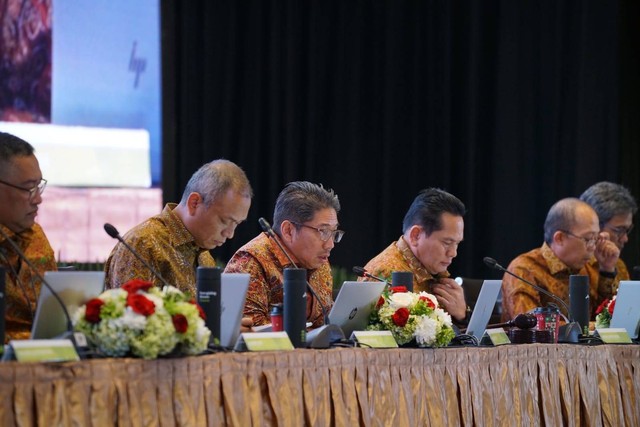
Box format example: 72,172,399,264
431,278,467,321
595,232,620,273
240,317,254,333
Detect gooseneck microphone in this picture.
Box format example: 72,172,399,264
483,256,582,343
104,223,172,289
0,227,74,340
483,257,572,318
352,266,390,285
258,217,329,325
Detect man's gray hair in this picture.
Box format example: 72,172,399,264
180,159,253,207
273,181,340,236
580,181,637,227
543,198,591,244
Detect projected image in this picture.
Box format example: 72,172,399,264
0,0,161,187
0,0,52,123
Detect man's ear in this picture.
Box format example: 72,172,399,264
280,220,295,244
407,225,423,246
186,192,203,215
551,230,565,246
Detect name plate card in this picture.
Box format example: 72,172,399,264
351,331,398,348
595,328,632,344
235,332,294,351
9,339,80,362
483,328,511,346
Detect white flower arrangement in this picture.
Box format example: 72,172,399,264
368,286,456,347
73,279,211,359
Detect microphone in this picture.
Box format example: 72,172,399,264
104,223,172,290
0,226,80,349
258,218,343,347
352,266,390,285
487,313,537,330
483,256,582,343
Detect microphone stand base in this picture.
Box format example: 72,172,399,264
306,324,345,349
557,322,582,343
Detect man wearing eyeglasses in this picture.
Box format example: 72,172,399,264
360,188,470,325
224,181,340,328
501,198,621,321
0,131,56,342
580,181,637,281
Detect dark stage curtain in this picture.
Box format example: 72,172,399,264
162,1,639,279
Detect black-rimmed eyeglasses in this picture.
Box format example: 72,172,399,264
292,222,345,243
0,178,47,201
605,224,634,239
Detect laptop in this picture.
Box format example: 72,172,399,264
219,273,250,348
464,280,503,341
328,281,386,337
610,280,640,340
31,271,106,339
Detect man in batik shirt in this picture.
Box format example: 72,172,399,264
580,181,637,281
501,198,621,321
362,188,469,325
105,159,253,297
0,132,56,342
225,182,341,328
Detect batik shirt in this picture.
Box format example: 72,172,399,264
501,243,619,321
0,223,57,342
224,233,333,328
362,236,451,293
105,204,216,297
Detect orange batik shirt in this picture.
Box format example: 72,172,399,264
501,243,619,321
362,236,450,293
224,233,333,328
104,204,217,296
0,223,57,342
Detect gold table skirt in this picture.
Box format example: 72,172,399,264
0,344,638,426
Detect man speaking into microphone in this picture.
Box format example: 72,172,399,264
224,181,341,329
501,198,621,321
0,132,56,342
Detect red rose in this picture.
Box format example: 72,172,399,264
595,298,609,315
172,314,189,333
122,279,154,294
376,296,385,309
609,299,616,314
190,299,207,320
390,286,408,293
85,298,105,323
127,294,156,316
392,307,410,327
419,296,436,309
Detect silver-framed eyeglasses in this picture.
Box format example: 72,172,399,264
560,230,597,247
0,178,47,201
605,224,634,238
293,222,345,243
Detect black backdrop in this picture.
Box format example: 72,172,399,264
161,1,640,280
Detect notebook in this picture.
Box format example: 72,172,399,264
464,280,503,341
610,280,640,340
328,281,386,337
31,271,106,339
219,273,251,348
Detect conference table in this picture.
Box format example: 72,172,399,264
0,343,637,426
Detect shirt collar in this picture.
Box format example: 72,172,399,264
264,232,300,269
541,242,572,275
161,203,199,248
0,223,34,248
396,236,449,283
